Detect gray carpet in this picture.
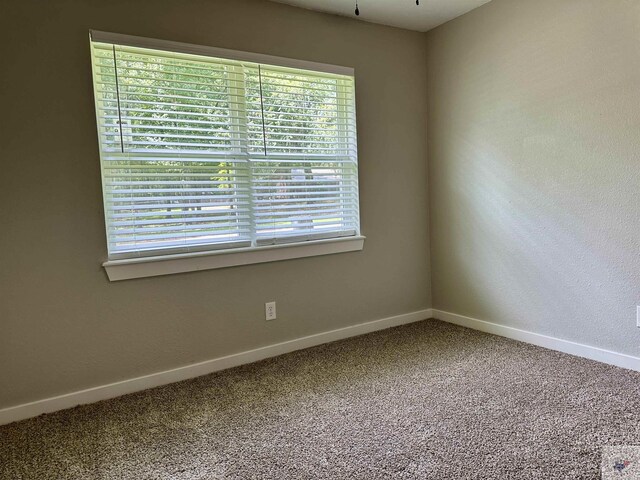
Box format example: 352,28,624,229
2,319,640,479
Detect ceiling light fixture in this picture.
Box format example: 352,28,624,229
355,0,420,16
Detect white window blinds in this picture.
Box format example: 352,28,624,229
90,34,360,260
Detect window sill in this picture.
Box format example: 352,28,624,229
103,236,366,281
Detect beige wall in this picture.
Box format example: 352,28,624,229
0,0,431,409
427,0,640,355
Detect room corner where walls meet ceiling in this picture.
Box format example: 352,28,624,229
269,0,492,31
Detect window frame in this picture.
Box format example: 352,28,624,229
89,31,364,281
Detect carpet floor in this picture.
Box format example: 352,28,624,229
2,319,640,479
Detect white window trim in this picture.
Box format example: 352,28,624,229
90,30,354,76
103,235,365,281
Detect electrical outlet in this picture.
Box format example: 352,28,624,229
637,306,640,328
265,301,276,321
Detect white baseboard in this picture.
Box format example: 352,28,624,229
0,309,433,426
433,309,640,373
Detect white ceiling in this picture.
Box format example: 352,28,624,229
270,0,492,32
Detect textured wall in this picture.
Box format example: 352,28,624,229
427,0,640,355
0,0,431,408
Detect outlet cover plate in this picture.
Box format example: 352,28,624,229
266,301,276,321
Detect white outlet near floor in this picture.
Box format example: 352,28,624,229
637,306,640,328
265,301,277,321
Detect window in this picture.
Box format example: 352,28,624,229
89,32,363,280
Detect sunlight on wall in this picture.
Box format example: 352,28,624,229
428,0,640,355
